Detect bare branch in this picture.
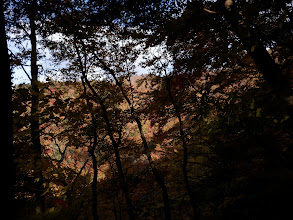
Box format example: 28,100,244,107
8,49,32,81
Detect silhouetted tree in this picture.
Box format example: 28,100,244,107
1,0,15,217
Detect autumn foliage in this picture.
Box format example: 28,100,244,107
4,0,293,219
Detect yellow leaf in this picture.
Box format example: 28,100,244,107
256,108,261,117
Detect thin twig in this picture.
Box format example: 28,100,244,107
8,49,32,81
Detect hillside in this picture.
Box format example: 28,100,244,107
12,71,293,219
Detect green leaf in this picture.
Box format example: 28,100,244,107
284,115,290,121
274,119,278,123
256,108,261,117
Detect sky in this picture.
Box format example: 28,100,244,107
12,58,54,85
10,37,171,85
11,53,149,85
9,23,176,86
12,52,56,85
12,67,30,85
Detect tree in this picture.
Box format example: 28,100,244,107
72,28,135,219
164,74,199,219
1,0,15,217
81,76,100,220
102,62,172,220
216,0,293,104
85,31,172,218
28,0,45,213
8,0,49,213
81,66,136,220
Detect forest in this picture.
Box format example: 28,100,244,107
2,0,293,219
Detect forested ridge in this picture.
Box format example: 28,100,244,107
3,0,293,219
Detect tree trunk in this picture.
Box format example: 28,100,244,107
81,78,99,220
102,65,171,220
29,3,45,213
90,149,99,220
83,76,135,220
82,77,100,219
165,76,199,219
134,116,171,220
1,0,16,217
73,35,135,220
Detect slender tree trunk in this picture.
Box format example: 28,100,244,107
100,63,171,220
165,76,199,219
90,149,99,220
29,3,45,213
81,78,99,220
135,115,171,220
134,117,171,220
1,0,16,217
73,36,134,220
82,76,135,220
